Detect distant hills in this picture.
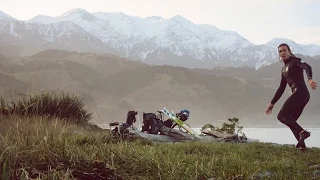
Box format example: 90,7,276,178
1,49,319,127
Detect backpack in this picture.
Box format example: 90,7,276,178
126,111,137,125
141,112,163,134
148,118,163,134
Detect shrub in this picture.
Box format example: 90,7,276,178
0,91,92,124
201,117,244,135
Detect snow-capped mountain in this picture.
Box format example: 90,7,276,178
0,10,15,20
265,38,320,56
1,8,320,69
0,9,112,54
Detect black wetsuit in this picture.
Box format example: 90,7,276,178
270,56,312,148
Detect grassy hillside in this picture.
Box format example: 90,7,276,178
0,45,25,57
0,50,148,124
95,65,277,126
1,50,319,127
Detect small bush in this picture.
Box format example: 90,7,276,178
201,117,244,135
0,91,92,124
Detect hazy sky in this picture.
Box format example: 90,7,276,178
1,0,320,45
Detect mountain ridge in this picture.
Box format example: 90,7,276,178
0,8,319,69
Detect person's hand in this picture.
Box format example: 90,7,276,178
309,79,317,90
266,103,274,115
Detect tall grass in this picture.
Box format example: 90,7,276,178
0,91,92,124
1,115,320,179
0,116,119,179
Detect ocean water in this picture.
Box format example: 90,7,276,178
195,127,320,148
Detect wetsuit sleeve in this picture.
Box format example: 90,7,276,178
270,74,287,105
293,58,313,80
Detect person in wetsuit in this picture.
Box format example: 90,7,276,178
265,43,317,151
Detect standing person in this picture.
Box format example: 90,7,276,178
265,43,317,151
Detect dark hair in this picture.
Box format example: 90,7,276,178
278,43,296,58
